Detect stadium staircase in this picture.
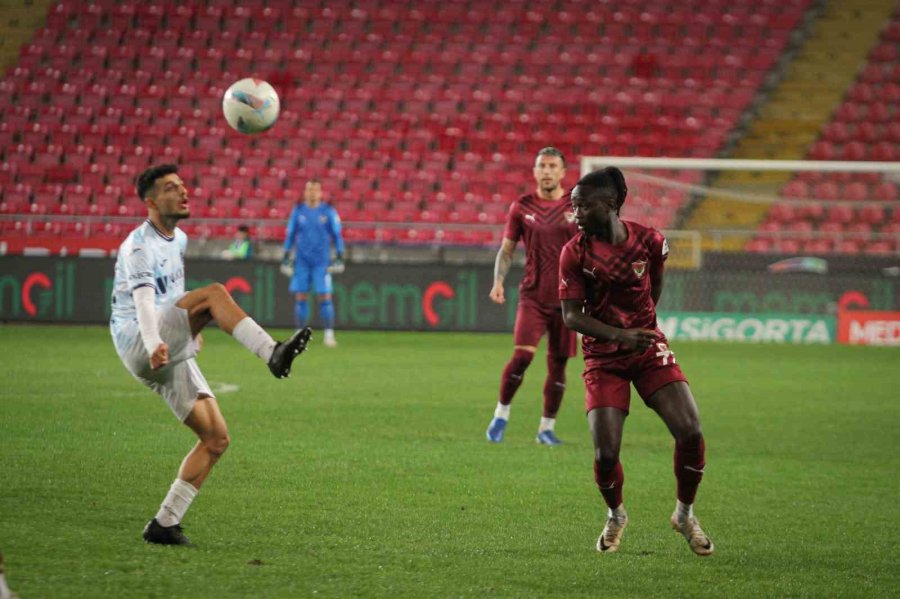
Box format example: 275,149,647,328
683,0,899,253
0,0,52,72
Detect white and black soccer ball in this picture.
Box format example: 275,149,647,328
222,78,280,134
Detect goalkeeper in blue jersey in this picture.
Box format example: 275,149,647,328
282,179,345,347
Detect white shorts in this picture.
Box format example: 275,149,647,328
112,298,213,422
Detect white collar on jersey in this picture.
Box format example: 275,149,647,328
146,219,175,242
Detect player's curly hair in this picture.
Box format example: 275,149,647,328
136,164,179,200
575,166,628,214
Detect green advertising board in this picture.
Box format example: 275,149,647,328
658,312,836,344
0,256,894,341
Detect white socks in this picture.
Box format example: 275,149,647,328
609,505,627,520
675,499,693,521
232,317,276,362
0,572,12,599
492,407,556,432
156,479,198,527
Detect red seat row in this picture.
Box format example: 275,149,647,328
3,0,817,247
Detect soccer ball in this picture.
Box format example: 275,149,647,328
222,78,280,134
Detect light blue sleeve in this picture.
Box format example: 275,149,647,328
328,206,345,256
283,206,298,253
123,238,155,291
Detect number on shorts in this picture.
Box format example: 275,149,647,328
655,342,675,365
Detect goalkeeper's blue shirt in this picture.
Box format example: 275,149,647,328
283,202,345,266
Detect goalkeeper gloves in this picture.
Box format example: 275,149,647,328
329,253,345,274
279,251,294,277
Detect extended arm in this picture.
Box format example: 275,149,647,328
134,285,168,369
282,207,297,259
329,207,345,260
489,238,517,304
561,299,658,352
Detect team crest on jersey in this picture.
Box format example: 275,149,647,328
632,260,648,278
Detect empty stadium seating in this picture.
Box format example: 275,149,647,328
752,9,899,255
1,0,822,250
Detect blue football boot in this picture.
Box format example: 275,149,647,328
535,430,563,446
486,417,508,443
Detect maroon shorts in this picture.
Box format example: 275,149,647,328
583,338,687,414
513,297,578,358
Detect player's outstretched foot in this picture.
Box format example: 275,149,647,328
596,508,628,553
486,417,507,443
142,518,191,546
268,327,312,378
671,512,714,556
535,430,563,446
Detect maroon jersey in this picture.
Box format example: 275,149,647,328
558,220,669,360
504,192,577,306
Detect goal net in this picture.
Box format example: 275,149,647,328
579,156,900,269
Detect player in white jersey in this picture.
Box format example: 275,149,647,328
111,164,312,546
0,550,17,599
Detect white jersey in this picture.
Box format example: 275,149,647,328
110,220,187,338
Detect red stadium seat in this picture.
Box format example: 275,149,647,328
0,0,832,248
872,182,898,202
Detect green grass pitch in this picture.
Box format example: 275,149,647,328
1,325,899,598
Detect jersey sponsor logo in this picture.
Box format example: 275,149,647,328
154,267,184,295
632,260,648,278
525,214,536,223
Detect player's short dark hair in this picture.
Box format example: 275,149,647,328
238,224,250,233
136,164,179,200
535,147,566,166
575,167,628,212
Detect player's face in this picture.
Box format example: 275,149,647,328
570,186,617,235
148,174,189,219
533,155,565,194
305,181,323,206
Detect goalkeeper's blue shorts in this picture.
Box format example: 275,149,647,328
289,262,332,295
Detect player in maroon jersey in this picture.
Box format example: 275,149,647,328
486,147,578,446
559,167,714,556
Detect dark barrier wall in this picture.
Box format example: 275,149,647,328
0,256,517,331
1,256,898,329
